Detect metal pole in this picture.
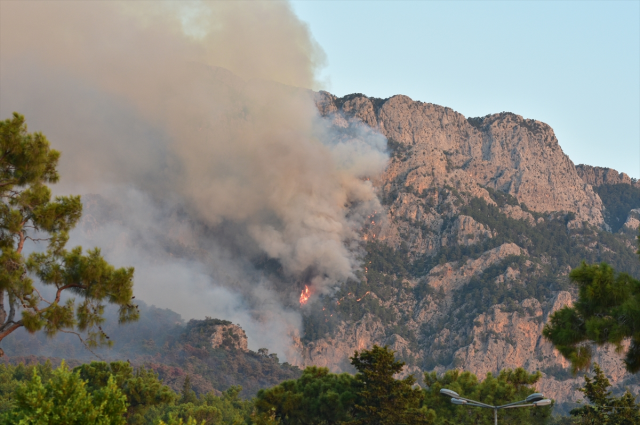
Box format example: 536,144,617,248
494,408,497,425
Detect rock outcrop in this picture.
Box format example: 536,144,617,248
295,91,640,408
210,323,249,352
576,164,640,188
452,292,630,405
623,209,640,231
317,92,605,229
423,243,525,294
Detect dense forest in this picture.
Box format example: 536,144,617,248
2,345,638,424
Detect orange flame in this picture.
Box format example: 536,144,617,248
299,285,310,305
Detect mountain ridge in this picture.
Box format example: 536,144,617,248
293,91,640,411
3,87,638,411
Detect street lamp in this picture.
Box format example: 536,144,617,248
440,389,552,425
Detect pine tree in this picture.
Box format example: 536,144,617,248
254,365,357,424
180,375,198,404
74,361,176,422
423,368,551,425
0,113,138,356
348,345,433,425
543,230,640,373
0,361,128,424
570,363,640,424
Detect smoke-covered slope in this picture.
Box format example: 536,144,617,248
294,92,640,411
0,302,301,398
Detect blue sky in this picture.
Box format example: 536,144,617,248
292,1,640,178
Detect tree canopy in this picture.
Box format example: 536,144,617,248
348,345,433,425
0,113,138,356
74,361,176,423
569,363,640,424
255,366,357,425
0,361,128,425
423,368,551,425
543,231,640,373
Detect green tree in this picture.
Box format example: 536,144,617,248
148,386,252,425
0,113,138,356
180,376,198,405
0,361,55,414
543,231,640,373
348,345,433,425
423,368,551,425
74,361,176,424
570,363,640,425
254,366,356,425
157,417,202,425
0,361,128,424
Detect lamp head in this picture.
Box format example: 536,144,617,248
534,399,552,407
451,398,467,405
525,393,544,403
440,389,460,398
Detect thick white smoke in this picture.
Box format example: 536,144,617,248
0,1,388,360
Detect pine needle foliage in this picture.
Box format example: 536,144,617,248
543,233,640,373
348,345,434,425
255,366,357,425
423,368,551,425
0,113,138,356
570,363,640,424
0,360,128,425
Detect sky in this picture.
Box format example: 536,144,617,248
292,1,640,179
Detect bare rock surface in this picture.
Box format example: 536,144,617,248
623,209,640,231
297,91,639,407
576,164,640,188
453,291,631,405
316,92,604,230
295,313,386,372
210,323,249,352
425,243,525,293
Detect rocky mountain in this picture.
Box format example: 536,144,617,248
576,164,640,188
1,304,301,398
3,85,638,411
293,92,640,411
575,164,640,234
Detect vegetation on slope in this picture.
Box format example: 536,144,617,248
592,184,640,232
0,345,568,424
1,303,301,399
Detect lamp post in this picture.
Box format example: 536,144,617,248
440,389,552,425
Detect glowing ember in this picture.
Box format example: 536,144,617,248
299,285,311,305
356,291,371,302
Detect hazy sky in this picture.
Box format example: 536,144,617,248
292,1,640,179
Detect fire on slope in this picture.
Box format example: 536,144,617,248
299,285,311,305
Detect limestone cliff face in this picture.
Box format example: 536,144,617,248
452,292,631,405
576,164,640,188
210,323,249,352
294,92,639,407
624,209,640,231
317,92,604,230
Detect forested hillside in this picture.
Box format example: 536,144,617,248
294,92,640,410
3,91,639,412
1,302,301,398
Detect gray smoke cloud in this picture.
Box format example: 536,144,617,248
0,1,388,360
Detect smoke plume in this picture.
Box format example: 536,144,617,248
0,1,388,360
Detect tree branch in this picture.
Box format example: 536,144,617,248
7,293,15,324
58,329,104,361
24,236,50,243
0,321,23,347
0,290,6,326
32,286,52,305
54,283,86,304
16,230,25,254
